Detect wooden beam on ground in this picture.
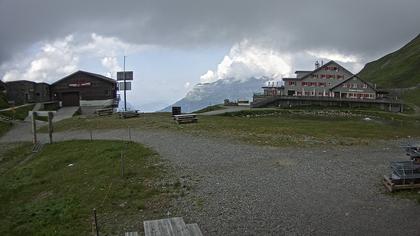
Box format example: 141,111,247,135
144,217,190,236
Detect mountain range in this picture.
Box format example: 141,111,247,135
160,77,272,113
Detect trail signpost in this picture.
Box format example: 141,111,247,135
117,56,134,112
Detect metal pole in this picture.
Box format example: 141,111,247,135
123,56,127,112
93,208,99,236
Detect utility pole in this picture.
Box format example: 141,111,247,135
123,56,127,112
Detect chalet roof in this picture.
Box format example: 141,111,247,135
295,70,312,73
52,70,116,85
330,75,377,91
5,80,38,84
262,86,284,89
286,60,355,81
282,77,299,80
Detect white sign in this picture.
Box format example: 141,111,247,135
117,71,134,81
68,82,91,87
118,81,132,90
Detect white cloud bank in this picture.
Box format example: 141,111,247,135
200,40,292,84
1,33,146,83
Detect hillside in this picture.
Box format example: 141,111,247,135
358,33,420,88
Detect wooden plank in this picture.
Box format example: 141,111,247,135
383,175,394,192
144,217,189,236
186,223,203,236
125,232,139,236
383,175,420,192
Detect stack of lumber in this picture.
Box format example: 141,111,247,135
95,108,114,116
384,144,420,192
173,114,197,124
119,111,140,119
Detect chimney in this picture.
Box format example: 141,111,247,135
315,61,320,69
321,60,324,66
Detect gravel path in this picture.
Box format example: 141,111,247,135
1,123,420,235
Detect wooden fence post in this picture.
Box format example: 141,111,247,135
31,112,37,144
93,208,100,236
48,112,54,144
120,150,125,178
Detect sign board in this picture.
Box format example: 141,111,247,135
118,81,132,91
68,82,91,87
117,71,134,81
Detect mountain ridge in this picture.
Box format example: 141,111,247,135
160,77,272,112
357,33,420,88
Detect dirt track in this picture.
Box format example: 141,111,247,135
1,123,420,235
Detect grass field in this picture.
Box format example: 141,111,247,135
0,104,35,120
0,121,12,137
40,109,420,147
0,140,179,235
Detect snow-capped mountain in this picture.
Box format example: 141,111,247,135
160,76,273,113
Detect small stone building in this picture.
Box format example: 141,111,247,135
5,80,50,105
51,71,117,107
0,80,5,91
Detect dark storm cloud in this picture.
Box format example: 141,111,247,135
1,0,419,63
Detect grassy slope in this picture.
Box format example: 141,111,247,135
401,87,420,107
0,104,35,120
40,111,420,147
358,34,420,88
0,140,178,236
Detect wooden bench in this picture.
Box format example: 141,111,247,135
118,110,140,119
95,108,114,116
173,114,198,124
144,217,203,236
0,114,12,122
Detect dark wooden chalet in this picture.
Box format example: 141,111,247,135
51,71,117,107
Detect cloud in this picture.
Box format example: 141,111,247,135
305,50,359,63
1,33,145,83
2,35,78,83
184,82,191,88
200,40,292,83
1,1,420,65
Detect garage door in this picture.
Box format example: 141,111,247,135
62,92,80,106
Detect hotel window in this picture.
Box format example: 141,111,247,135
343,84,347,88
353,84,357,88
363,84,368,88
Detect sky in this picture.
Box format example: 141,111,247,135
0,0,419,111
